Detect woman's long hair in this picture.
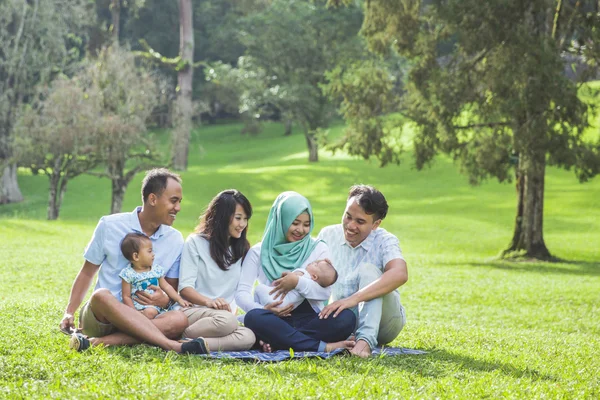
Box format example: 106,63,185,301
194,189,252,271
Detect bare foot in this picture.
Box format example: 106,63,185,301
349,339,371,358
324,339,356,352
259,340,272,353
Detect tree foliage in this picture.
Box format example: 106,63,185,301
0,0,94,204
86,46,164,214
14,77,101,220
329,0,600,259
209,0,364,161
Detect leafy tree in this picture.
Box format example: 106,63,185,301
214,0,364,161
85,47,164,214
328,0,600,259
14,77,101,220
0,0,93,204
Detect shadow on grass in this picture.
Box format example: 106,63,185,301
264,349,556,382
104,343,555,382
378,349,554,381
441,260,600,277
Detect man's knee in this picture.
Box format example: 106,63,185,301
89,288,115,307
89,289,118,323
358,263,382,288
157,311,188,339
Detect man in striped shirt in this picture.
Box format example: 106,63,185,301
318,185,408,357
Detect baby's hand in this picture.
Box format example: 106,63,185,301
178,299,192,308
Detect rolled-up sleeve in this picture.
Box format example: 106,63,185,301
381,234,404,267
83,217,107,265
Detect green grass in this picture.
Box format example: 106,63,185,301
1,121,599,399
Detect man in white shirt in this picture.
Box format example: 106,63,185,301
318,185,408,357
59,168,208,354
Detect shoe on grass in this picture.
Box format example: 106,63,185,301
70,333,91,352
179,337,209,355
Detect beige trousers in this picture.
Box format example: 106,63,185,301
183,307,255,351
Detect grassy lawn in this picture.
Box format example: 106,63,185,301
0,121,598,399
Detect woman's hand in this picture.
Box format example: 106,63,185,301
270,272,299,300
264,300,294,317
206,297,231,312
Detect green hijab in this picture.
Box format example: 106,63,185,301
260,191,320,282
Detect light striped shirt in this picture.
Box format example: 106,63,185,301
317,224,404,301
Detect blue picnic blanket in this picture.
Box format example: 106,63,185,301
198,347,426,362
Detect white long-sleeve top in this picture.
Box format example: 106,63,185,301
235,241,332,313
179,234,241,314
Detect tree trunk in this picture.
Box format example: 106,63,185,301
47,169,61,220
304,131,318,162
110,0,121,45
172,0,194,171
503,152,552,260
0,163,24,204
111,177,127,214
284,119,292,136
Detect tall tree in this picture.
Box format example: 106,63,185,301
86,47,164,214
0,0,93,204
211,0,364,161
172,0,195,170
328,0,600,259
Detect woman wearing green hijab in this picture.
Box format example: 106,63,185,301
236,191,356,352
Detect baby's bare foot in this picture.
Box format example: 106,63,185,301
324,339,356,352
259,340,272,353
349,339,371,358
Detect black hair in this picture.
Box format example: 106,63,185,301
120,232,150,262
195,189,252,271
348,184,388,221
141,168,182,203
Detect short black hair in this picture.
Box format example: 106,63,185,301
348,184,388,221
141,168,181,203
120,232,150,261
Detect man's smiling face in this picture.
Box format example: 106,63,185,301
342,197,381,248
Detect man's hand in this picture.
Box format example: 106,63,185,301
206,297,231,312
270,272,299,300
319,296,359,319
59,312,75,334
264,301,294,317
135,285,170,308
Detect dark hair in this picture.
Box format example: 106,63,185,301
322,259,338,285
121,232,150,262
348,184,388,221
195,189,252,271
141,168,182,203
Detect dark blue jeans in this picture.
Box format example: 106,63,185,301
244,300,356,351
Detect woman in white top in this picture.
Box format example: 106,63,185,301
179,190,255,351
236,191,356,352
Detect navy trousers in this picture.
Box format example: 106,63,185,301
244,300,356,351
